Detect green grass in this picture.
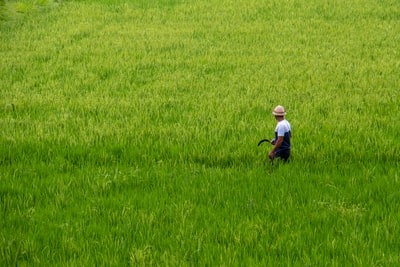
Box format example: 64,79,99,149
1,0,400,265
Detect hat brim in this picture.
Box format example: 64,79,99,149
272,112,286,116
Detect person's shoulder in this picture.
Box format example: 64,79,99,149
280,119,291,129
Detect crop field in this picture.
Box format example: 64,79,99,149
1,0,400,265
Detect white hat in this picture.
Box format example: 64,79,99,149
272,105,286,116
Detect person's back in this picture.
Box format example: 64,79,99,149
269,105,292,161
274,119,291,160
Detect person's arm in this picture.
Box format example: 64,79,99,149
269,136,284,159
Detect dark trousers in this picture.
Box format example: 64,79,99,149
275,149,290,161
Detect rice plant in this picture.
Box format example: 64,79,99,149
1,0,399,265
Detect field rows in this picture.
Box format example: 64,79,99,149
1,0,400,265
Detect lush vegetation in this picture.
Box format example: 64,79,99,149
1,0,399,265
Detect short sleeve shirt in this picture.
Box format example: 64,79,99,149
275,119,291,151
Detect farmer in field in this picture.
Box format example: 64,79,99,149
269,105,292,161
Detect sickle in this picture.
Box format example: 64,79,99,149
257,139,270,146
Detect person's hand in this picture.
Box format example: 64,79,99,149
268,151,275,159
270,139,275,145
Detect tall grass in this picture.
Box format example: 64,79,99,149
1,0,400,265
0,0,58,20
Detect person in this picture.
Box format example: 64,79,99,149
269,105,292,161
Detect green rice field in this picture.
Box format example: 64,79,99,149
1,0,400,265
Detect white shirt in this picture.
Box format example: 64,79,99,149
275,119,291,137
